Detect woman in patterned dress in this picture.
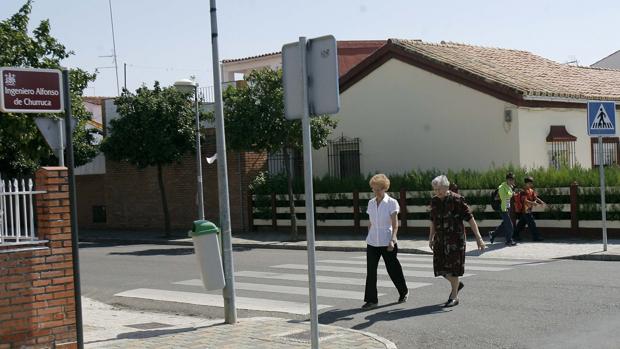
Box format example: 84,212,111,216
429,175,485,307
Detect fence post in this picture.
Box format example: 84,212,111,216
271,192,277,230
399,187,407,233
353,190,360,234
247,191,255,232
570,182,579,234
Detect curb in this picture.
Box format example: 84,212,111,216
79,237,620,261
560,254,620,261
342,327,398,349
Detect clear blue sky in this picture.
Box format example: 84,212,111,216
2,0,619,97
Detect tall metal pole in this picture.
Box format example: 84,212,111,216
300,36,320,349
209,0,237,324
123,62,127,91
598,135,608,251
108,0,120,96
58,119,64,167
62,69,84,349
194,85,205,220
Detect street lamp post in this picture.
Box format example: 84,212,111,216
174,79,205,220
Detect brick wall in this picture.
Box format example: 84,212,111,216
0,167,77,348
77,128,267,232
75,174,105,230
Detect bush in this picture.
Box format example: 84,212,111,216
250,166,620,194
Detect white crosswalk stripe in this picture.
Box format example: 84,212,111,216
319,259,512,272
114,288,331,315
270,263,474,278
173,280,373,299
230,271,432,289
112,252,544,316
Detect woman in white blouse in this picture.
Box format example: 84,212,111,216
362,174,408,309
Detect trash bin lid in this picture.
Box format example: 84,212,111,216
189,220,220,237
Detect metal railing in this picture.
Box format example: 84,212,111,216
0,176,46,245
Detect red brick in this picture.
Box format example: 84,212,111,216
46,285,66,293
40,270,64,279
53,291,74,299
52,276,73,285
35,293,54,301
49,206,70,214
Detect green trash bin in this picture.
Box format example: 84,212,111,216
189,220,225,290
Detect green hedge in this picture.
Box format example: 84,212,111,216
250,166,620,194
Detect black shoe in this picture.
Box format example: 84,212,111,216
489,231,495,244
361,302,378,310
444,298,459,308
505,240,518,246
448,282,464,301
398,291,409,303
533,237,544,242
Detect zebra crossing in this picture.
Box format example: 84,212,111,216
113,253,547,316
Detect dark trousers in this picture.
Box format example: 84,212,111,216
494,212,514,243
514,212,541,239
364,244,408,304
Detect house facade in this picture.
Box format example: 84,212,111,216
312,39,620,176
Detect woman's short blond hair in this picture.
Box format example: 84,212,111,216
369,174,390,190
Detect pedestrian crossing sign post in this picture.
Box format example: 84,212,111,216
587,101,617,252
587,101,616,136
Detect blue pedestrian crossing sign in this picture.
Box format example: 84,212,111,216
587,101,616,136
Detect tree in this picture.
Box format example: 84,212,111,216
100,82,196,235
222,68,338,241
0,0,99,177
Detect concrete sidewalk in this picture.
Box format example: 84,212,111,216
83,297,396,349
80,230,620,261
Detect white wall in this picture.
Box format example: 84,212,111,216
221,54,282,82
312,58,519,176
517,107,592,168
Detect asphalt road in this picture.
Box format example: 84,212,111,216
79,242,620,349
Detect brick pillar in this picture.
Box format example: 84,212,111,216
34,166,77,348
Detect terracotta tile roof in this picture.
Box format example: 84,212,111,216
389,39,620,101
222,40,386,77
222,51,280,64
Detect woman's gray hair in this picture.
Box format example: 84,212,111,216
431,175,450,188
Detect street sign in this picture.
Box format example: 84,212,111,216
282,35,340,119
34,117,78,166
587,101,616,136
0,67,64,113
282,35,341,349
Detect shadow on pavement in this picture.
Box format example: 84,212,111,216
351,304,447,330
319,303,394,324
108,248,196,256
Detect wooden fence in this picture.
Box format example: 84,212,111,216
248,183,620,235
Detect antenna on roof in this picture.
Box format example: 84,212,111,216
564,55,579,66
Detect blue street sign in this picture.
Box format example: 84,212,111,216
587,101,616,136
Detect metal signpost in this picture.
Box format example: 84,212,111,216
1,67,84,348
587,101,617,252
282,35,340,349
